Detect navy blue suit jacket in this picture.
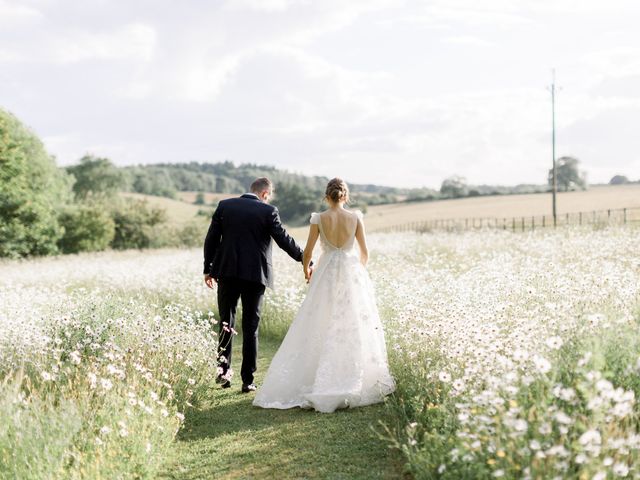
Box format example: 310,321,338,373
203,194,303,288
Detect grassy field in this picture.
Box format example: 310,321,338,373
176,191,236,205
364,184,640,231
121,192,208,227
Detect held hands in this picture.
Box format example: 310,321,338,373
204,274,217,289
304,265,314,284
304,261,315,284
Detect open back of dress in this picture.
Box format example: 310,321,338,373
317,210,359,250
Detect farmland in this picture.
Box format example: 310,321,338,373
363,184,640,231
123,185,640,235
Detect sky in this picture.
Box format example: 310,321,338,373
1,0,639,189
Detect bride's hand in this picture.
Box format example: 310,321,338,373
304,265,314,283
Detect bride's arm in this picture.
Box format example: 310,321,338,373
303,224,319,281
355,217,369,266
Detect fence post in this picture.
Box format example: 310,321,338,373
503,218,506,230
566,212,569,225
521,217,525,232
512,217,516,232
531,216,535,230
542,215,546,228
624,208,627,224
607,209,611,222
579,212,582,225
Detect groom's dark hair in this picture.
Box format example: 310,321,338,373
250,177,273,194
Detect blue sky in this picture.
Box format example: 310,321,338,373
1,0,639,188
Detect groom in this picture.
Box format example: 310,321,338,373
203,177,306,392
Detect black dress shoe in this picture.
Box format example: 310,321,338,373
241,383,257,393
216,374,231,389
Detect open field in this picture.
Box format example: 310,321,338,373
176,191,236,205
364,184,640,231
120,192,210,228
1,225,639,478
125,185,640,237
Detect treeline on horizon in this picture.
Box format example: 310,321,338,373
2,106,637,259
118,161,559,205
117,158,616,225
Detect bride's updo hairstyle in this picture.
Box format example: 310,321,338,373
325,177,350,204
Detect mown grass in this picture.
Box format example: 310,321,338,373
160,337,407,480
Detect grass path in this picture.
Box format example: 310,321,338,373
159,337,406,479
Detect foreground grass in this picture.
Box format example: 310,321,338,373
160,337,405,480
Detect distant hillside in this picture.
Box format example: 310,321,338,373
119,160,640,226
117,161,558,224
118,161,404,224
119,161,403,201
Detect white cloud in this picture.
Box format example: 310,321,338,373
223,0,307,13
51,23,157,64
2,0,639,186
442,35,495,47
0,0,42,27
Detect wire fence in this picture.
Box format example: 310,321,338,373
373,207,640,234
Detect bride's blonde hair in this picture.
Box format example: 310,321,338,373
325,178,349,204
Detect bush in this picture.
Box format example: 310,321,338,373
111,199,168,250
176,221,206,248
58,205,116,254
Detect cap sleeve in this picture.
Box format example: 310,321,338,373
310,212,321,225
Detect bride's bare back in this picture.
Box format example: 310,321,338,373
302,178,370,282
303,207,369,279
319,209,358,249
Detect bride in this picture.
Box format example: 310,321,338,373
253,178,395,413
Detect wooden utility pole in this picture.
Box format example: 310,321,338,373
549,69,558,226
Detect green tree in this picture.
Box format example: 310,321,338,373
548,156,587,192
0,108,72,258
273,183,323,224
440,176,468,198
58,205,115,253
215,176,227,193
66,155,124,200
194,192,205,205
609,175,629,185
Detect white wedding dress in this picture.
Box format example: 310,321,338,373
253,210,395,413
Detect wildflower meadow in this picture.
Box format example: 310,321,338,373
1,226,639,479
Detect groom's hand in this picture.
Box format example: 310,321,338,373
204,274,217,289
